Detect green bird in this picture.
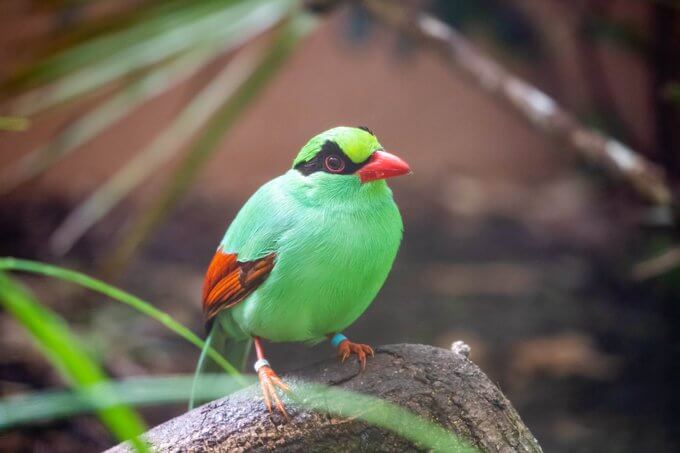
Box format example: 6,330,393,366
191,126,411,417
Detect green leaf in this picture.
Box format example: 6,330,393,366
0,47,225,196
0,258,244,382
46,38,273,256
0,375,477,452
0,375,249,430
0,272,148,452
12,0,293,115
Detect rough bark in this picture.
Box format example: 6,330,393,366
109,343,542,452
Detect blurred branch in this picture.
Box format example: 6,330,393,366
632,247,680,280
362,0,672,206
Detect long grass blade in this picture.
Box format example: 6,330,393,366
0,272,148,452
102,13,315,275
0,375,476,452
0,257,244,381
12,0,291,115
0,375,250,430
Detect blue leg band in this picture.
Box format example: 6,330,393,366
330,333,348,349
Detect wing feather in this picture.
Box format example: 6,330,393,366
201,250,275,323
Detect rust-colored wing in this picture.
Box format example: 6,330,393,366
202,250,276,323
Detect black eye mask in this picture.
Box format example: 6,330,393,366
294,140,369,176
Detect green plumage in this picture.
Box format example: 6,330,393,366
190,127,404,408
217,169,402,342
292,126,380,166
218,127,402,342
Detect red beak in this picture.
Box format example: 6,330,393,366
357,150,412,183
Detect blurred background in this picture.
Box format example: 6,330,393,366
1,0,679,451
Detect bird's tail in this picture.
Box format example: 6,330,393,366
188,326,252,410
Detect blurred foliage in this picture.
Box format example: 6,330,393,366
584,15,649,56
0,375,247,430
6,0,260,92
1,0,304,261
0,0,663,267
44,41,270,255
0,116,29,131
0,258,242,378
580,109,635,149
2,0,680,449
0,375,476,452
0,272,148,452
0,260,474,452
100,15,314,276
345,3,373,43
0,48,218,195
664,82,680,103
431,0,543,59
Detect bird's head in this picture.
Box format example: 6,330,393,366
292,126,411,186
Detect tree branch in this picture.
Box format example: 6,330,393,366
361,0,672,206
108,344,542,452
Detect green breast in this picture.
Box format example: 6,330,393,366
218,170,403,343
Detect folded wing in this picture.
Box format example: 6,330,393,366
202,250,276,324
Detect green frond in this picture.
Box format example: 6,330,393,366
0,272,148,452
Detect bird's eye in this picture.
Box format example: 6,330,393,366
324,155,345,173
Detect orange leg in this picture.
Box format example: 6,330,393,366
253,337,290,420
329,333,375,370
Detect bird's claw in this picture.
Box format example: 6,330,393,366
258,365,290,420
337,340,374,370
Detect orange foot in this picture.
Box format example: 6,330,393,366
337,340,375,370
258,365,291,420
